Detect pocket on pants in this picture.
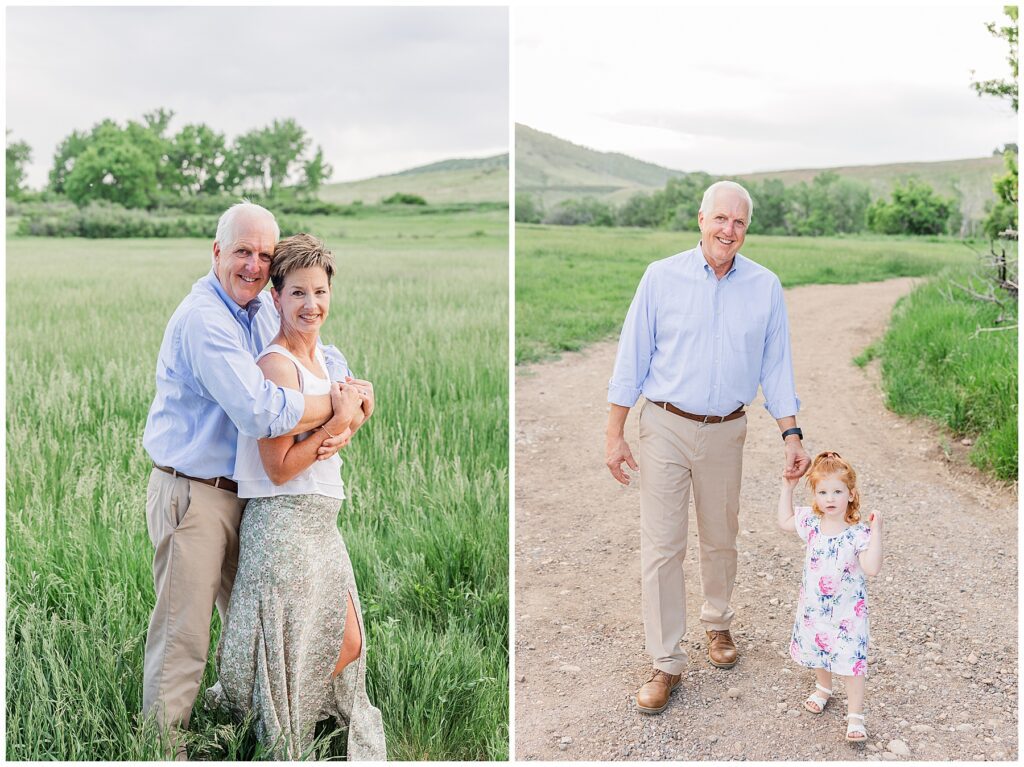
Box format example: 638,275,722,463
169,481,193,530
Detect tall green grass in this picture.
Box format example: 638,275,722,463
515,224,978,363
870,265,1018,481
6,208,509,760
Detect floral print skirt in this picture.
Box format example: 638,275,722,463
214,493,387,760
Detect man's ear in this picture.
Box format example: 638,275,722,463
212,241,222,265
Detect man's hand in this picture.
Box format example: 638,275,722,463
606,434,639,486
345,376,375,419
783,437,810,480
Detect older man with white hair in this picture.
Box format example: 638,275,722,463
605,180,810,714
141,202,356,757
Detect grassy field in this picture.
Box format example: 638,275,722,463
858,261,1018,481
6,207,509,760
515,224,979,364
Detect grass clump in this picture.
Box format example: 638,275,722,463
874,267,1017,481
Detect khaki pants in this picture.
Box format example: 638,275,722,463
638,401,746,675
142,468,246,731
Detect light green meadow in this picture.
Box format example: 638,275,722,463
6,208,509,760
515,224,979,364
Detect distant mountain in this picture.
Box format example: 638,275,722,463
320,153,508,204
392,154,508,176
516,124,1002,224
516,124,686,206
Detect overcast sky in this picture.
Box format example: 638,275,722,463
7,6,508,189
515,6,1018,174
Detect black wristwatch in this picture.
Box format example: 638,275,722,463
781,427,803,442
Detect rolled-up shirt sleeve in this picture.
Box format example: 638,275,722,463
319,341,352,381
608,266,656,407
760,278,801,419
183,312,304,439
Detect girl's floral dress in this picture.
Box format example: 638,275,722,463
789,506,872,676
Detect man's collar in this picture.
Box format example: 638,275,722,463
205,269,264,319
695,241,740,279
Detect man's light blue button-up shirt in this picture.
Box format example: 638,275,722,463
143,270,350,479
608,244,800,420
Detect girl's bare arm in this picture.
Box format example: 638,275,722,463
858,512,883,576
777,477,798,532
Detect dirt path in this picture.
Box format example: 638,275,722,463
514,278,1018,761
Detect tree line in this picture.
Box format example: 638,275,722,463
6,109,332,208
514,167,1000,238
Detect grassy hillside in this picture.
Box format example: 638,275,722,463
516,124,685,207
320,154,508,205
516,124,1002,225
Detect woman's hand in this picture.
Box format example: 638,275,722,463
329,382,363,428
316,383,362,460
345,376,375,419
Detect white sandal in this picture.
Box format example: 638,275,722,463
846,712,868,742
803,683,832,714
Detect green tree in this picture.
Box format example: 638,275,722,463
48,129,90,194
985,149,1019,239
6,130,32,200
971,6,1018,112
171,123,230,195
515,193,544,223
299,145,333,196
64,124,159,209
971,7,1018,242
265,118,310,192
544,197,614,226
234,119,312,196
48,110,178,204
866,180,954,235
747,179,790,235
232,128,272,195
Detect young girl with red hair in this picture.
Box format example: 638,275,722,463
778,451,884,742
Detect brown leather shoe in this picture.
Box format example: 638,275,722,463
635,669,682,714
706,629,738,668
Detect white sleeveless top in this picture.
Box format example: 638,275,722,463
233,344,346,500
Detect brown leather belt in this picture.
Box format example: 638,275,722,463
154,463,238,494
648,401,745,424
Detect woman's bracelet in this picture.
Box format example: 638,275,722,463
321,424,338,439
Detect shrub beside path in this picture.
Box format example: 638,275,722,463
514,277,1018,761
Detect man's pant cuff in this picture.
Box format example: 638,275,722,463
701,621,733,632
653,659,687,676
